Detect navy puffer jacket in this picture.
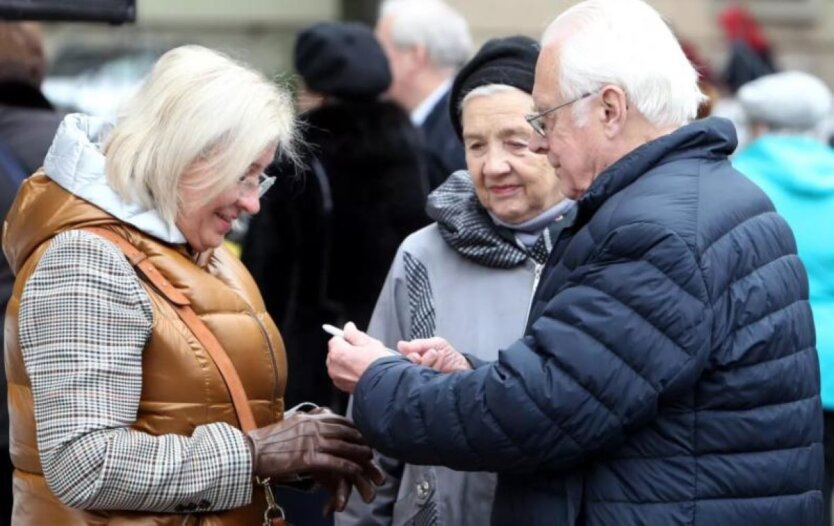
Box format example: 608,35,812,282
352,118,823,525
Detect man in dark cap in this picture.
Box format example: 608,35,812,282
336,35,574,526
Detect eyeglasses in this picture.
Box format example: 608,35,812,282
237,172,276,199
525,92,595,137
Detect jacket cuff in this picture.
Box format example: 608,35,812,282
463,353,488,369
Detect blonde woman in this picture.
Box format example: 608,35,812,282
2,45,381,524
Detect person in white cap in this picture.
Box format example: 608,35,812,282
734,69,834,526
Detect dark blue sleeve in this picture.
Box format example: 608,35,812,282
353,223,712,473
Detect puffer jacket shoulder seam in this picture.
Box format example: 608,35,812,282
590,219,705,299
700,210,777,258
723,254,797,295
717,343,815,374
601,247,705,305
729,298,806,340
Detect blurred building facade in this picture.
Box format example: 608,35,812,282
39,0,834,113
448,0,833,88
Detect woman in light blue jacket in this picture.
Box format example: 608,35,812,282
733,70,834,525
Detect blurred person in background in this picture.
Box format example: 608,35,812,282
711,4,778,147
678,35,719,119
243,22,430,416
733,70,834,525
2,45,382,524
0,22,63,175
375,0,472,189
337,35,575,526
326,0,823,524
718,3,777,94
0,21,64,524
0,138,25,526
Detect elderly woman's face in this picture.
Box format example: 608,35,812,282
462,89,564,224
176,145,275,252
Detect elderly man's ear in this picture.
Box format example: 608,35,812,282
599,85,629,139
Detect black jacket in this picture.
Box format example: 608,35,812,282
420,89,466,190
243,99,431,409
0,81,63,174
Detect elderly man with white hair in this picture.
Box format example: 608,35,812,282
326,1,823,524
375,0,472,189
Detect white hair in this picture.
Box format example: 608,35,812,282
380,0,473,70
460,84,527,113
104,45,297,225
542,0,705,128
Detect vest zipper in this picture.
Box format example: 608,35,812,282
523,261,544,330
246,312,281,416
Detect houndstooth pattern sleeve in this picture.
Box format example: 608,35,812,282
18,230,253,512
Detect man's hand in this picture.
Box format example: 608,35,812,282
327,322,394,394
397,337,471,373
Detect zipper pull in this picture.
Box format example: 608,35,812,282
523,262,545,330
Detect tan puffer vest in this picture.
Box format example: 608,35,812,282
3,174,287,525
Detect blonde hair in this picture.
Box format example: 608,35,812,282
104,45,297,225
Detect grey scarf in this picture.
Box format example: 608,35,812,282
427,171,575,268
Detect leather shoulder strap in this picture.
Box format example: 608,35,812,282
83,227,258,432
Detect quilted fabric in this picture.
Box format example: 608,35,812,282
352,118,823,525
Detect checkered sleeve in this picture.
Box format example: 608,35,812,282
19,230,253,512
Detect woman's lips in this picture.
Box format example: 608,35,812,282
215,212,235,233
489,184,522,196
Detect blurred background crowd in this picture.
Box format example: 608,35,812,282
1,0,833,524
10,0,834,133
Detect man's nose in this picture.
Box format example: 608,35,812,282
529,132,548,154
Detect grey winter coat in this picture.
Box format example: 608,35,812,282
336,172,574,526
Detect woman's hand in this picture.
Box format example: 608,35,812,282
245,408,384,513
397,337,471,373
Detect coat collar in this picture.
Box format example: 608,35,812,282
574,117,737,226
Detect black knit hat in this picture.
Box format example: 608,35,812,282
449,35,540,139
294,21,392,100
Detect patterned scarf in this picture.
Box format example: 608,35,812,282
427,170,575,268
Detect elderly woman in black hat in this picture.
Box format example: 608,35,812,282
334,35,575,526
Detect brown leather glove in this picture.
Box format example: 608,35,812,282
245,408,384,514
312,457,387,515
